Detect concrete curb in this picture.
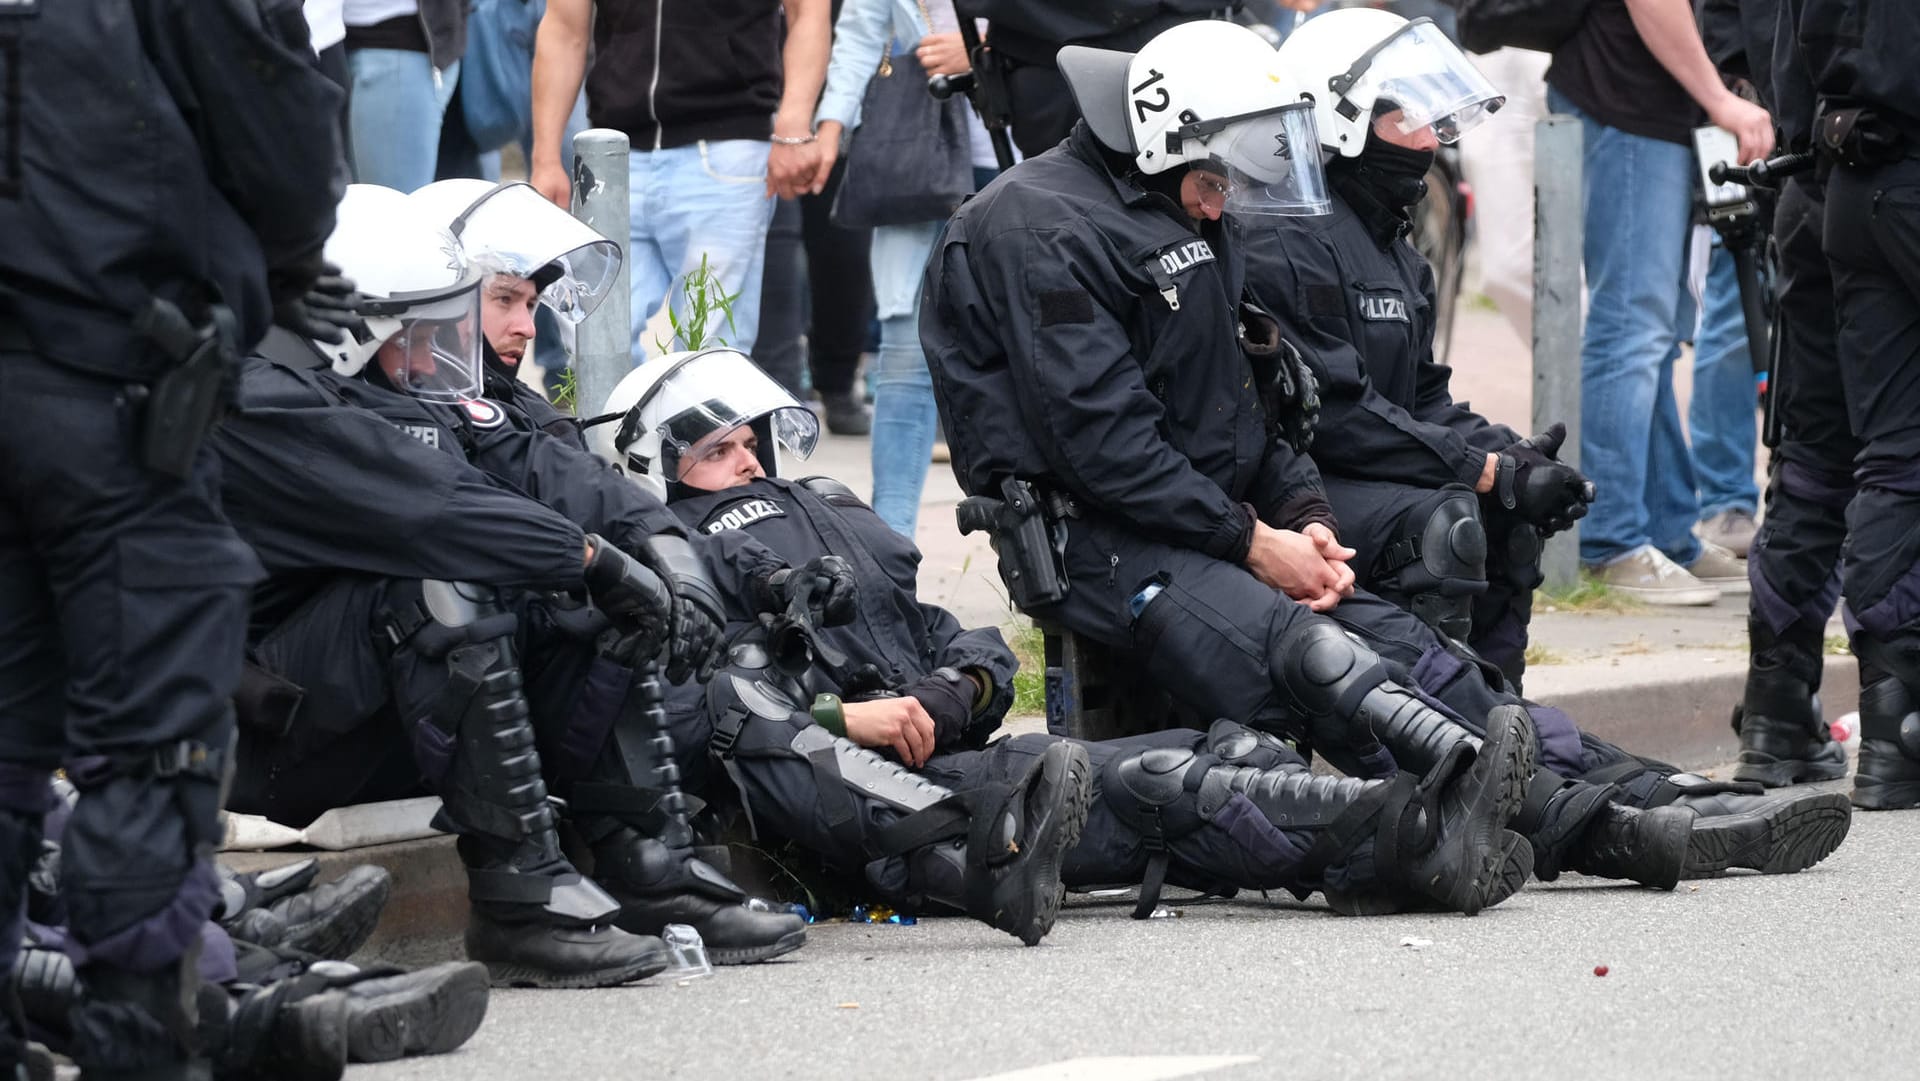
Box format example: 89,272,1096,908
221,653,1862,957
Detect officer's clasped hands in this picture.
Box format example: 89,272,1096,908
1245,520,1355,612
1493,423,1596,536
756,556,859,627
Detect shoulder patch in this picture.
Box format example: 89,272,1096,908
1039,289,1094,326
461,398,507,429
700,496,787,535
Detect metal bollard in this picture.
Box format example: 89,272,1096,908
569,128,633,422
1532,115,1584,592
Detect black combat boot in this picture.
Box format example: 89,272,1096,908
65,956,208,1081
1586,764,1854,877
1852,672,1920,811
590,830,808,965
1516,775,1691,889
1732,621,1848,787
216,862,393,960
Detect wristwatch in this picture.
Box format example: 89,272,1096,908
810,693,847,738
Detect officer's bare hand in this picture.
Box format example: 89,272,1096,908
1245,522,1345,611
1708,93,1776,164
530,155,572,210
844,697,937,767
1302,522,1358,600
917,32,970,77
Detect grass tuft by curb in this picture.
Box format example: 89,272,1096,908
1006,619,1047,715
1538,573,1642,614
1523,642,1566,667
1825,634,1852,656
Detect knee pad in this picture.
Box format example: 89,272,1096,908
704,639,812,762
1273,619,1390,720
1203,720,1305,772
383,580,519,659
1375,487,1488,640
1101,745,1215,840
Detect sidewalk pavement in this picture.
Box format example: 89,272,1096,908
276,303,1843,960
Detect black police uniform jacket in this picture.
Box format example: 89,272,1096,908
922,123,1331,565
213,341,782,631
672,477,1017,750
1795,0,1920,132
0,0,344,377
483,346,585,450
1244,191,1519,492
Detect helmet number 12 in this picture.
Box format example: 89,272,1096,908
1132,69,1170,122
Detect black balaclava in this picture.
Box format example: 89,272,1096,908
1327,108,1436,249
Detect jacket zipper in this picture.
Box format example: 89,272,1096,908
647,0,665,150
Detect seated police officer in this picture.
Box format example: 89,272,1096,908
1244,9,1595,692
920,21,1853,894
213,186,805,987
599,350,1543,926
407,178,620,449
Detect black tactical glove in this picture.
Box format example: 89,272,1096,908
635,534,727,685
901,667,979,746
270,258,363,345
1492,423,1595,535
583,536,676,665
754,556,859,628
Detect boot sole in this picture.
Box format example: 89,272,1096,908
1732,750,1850,789
1478,831,1535,911
709,926,809,966
1851,775,1920,811
478,945,669,990
1680,792,1853,877
284,869,394,961
1424,705,1537,916
998,744,1093,946
348,962,492,1063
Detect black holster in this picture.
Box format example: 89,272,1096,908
956,477,1071,610
1816,106,1910,170
130,298,238,480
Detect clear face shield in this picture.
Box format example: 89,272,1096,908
449,182,622,324
1188,101,1332,218
1352,19,1504,144
370,286,485,403
616,349,821,480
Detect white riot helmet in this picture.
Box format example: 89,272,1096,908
407,179,623,324
589,349,820,492
1057,20,1330,217
317,184,486,402
1277,10,1504,157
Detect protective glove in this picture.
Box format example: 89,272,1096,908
583,535,676,669
270,258,363,345
900,667,978,747
1493,423,1595,535
636,534,727,685
754,556,859,628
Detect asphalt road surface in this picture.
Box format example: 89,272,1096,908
349,775,1914,1081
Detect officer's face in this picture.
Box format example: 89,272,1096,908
678,426,764,491
376,321,443,384
1181,168,1231,221
482,276,540,367
1372,110,1440,152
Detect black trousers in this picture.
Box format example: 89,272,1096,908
1825,158,1920,642
0,352,256,972
753,158,875,398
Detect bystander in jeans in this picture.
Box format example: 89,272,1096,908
343,0,465,191
1690,234,1762,558
530,0,833,365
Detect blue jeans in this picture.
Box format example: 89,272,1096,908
868,218,943,537
1552,90,1702,567
347,49,459,192
1690,237,1762,519
629,140,775,357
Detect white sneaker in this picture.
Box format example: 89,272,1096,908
1589,545,1721,606
1686,540,1750,595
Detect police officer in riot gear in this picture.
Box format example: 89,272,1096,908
1689,0,1853,792
921,21,1853,897
1794,0,1920,810
0,1,347,1076
607,350,1542,924
1247,9,1593,691
407,179,624,450
214,186,805,985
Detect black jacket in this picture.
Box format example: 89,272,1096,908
957,0,1231,64
484,350,585,450
1794,0,1920,134
587,0,783,149
922,124,1330,563
672,477,1018,750
0,0,343,378
1245,189,1519,493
